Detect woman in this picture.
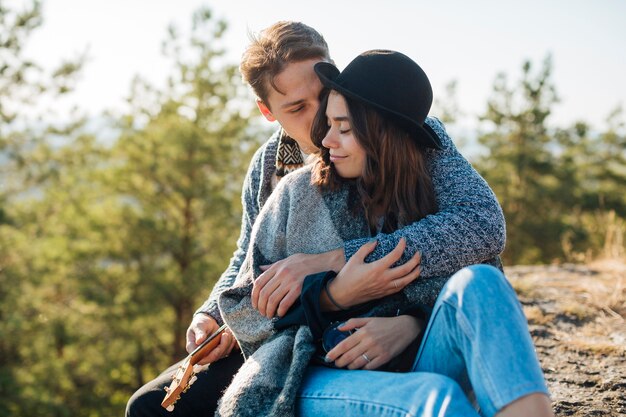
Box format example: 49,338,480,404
217,50,552,417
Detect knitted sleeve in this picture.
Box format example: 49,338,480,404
343,117,506,278
193,142,266,324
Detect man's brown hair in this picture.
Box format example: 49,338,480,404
240,21,330,106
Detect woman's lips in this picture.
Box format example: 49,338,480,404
329,155,346,162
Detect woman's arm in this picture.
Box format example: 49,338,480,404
343,117,505,278
319,239,421,311
252,238,424,316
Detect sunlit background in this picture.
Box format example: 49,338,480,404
1,1,625,415
23,0,626,130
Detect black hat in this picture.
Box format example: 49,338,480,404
314,50,442,149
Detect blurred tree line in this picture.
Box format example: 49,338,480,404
0,1,624,416
1,2,262,415
474,57,625,264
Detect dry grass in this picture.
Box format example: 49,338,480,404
510,261,625,320
511,278,540,299
559,301,595,321
509,261,626,416
523,305,555,325
565,337,624,356
511,261,626,357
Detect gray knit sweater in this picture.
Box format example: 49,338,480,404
196,117,505,324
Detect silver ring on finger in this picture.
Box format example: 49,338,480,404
393,280,399,290
362,353,371,363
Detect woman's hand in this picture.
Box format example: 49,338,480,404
322,238,422,311
252,248,345,318
324,315,423,370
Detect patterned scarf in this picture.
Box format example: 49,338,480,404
275,130,304,178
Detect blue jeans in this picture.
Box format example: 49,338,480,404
295,265,549,417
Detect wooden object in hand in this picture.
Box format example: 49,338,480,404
160,324,228,412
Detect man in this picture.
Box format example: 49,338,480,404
126,21,506,417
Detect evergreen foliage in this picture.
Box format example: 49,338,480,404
1,3,262,415
0,2,623,415
475,56,625,264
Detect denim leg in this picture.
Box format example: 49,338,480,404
296,366,480,417
412,265,549,417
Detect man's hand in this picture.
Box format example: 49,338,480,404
323,238,422,310
251,248,345,318
324,315,423,370
185,313,237,365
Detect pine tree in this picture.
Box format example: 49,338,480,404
476,56,562,264
1,3,265,415
103,6,263,386
1,1,85,414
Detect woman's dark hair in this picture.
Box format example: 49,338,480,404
311,89,437,233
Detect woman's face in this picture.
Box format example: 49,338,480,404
321,92,366,179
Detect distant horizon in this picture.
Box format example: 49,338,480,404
16,0,626,133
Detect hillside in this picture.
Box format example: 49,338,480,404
507,262,626,416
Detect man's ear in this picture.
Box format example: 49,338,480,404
256,99,276,122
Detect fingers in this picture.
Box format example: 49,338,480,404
276,290,299,318
325,328,360,363
185,339,197,355
252,264,277,309
378,237,406,268
196,332,233,365
413,250,422,265
328,319,396,370
337,317,369,332
253,260,294,317
263,283,291,318
353,240,378,261
186,326,206,354
347,352,372,370
332,337,374,370
362,353,386,370
257,275,285,317
389,250,421,276
185,314,218,354
387,250,422,291
256,261,304,317
392,264,422,292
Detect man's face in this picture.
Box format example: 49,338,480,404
257,58,325,154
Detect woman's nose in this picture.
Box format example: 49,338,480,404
322,129,336,148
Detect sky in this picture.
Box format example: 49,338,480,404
17,0,626,132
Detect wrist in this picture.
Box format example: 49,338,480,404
326,248,346,272
327,276,354,309
324,277,349,311
194,311,211,319
400,314,423,337
194,311,217,325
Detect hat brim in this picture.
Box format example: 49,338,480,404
314,62,443,150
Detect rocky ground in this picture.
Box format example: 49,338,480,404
507,261,625,416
